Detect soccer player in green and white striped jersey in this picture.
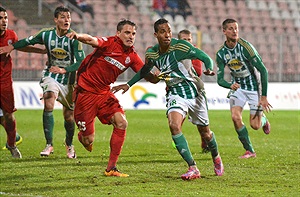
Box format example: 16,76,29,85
3,6,85,159
112,18,224,179
216,18,272,159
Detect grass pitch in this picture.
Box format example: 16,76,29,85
0,110,299,197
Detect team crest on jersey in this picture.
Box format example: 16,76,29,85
64,42,68,46
125,56,130,64
102,37,108,41
51,48,69,59
228,59,243,70
225,54,230,60
51,40,56,46
7,39,13,45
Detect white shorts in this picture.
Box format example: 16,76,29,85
229,88,263,115
39,76,74,110
0,108,3,116
166,93,209,126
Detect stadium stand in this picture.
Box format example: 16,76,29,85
1,0,299,82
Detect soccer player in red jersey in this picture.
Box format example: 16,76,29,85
0,6,46,158
66,19,154,177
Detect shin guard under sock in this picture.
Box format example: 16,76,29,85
172,132,196,166
107,128,126,170
236,125,255,153
43,111,54,145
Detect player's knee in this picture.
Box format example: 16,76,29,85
63,110,74,122
250,122,260,130
199,126,212,141
169,122,181,133
231,114,242,123
4,113,14,122
64,116,74,123
44,103,55,111
115,119,128,130
78,131,94,146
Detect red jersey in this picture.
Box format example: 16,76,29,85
77,36,144,94
192,59,203,77
0,29,18,84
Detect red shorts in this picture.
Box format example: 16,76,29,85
74,89,124,136
0,82,16,113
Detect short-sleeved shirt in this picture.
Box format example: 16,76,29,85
77,36,144,94
0,29,17,84
146,38,213,99
13,27,85,85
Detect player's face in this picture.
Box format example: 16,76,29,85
0,11,8,34
223,22,239,41
155,23,172,47
117,24,136,48
54,11,71,33
179,33,192,43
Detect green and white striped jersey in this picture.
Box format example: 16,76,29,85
146,38,213,99
13,27,85,85
216,38,268,96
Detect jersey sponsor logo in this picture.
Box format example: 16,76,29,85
51,40,56,46
111,52,122,55
104,56,126,71
51,48,69,59
102,37,108,41
52,59,71,67
228,59,251,78
228,59,243,70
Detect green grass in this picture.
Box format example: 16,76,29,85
0,110,299,197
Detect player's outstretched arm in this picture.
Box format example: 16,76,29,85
66,32,99,47
17,46,47,54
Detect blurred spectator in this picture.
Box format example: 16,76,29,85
152,0,167,17
178,0,192,19
165,0,191,20
68,0,94,19
165,0,179,19
118,0,134,7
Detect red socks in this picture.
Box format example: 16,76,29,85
106,128,126,171
5,119,16,147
